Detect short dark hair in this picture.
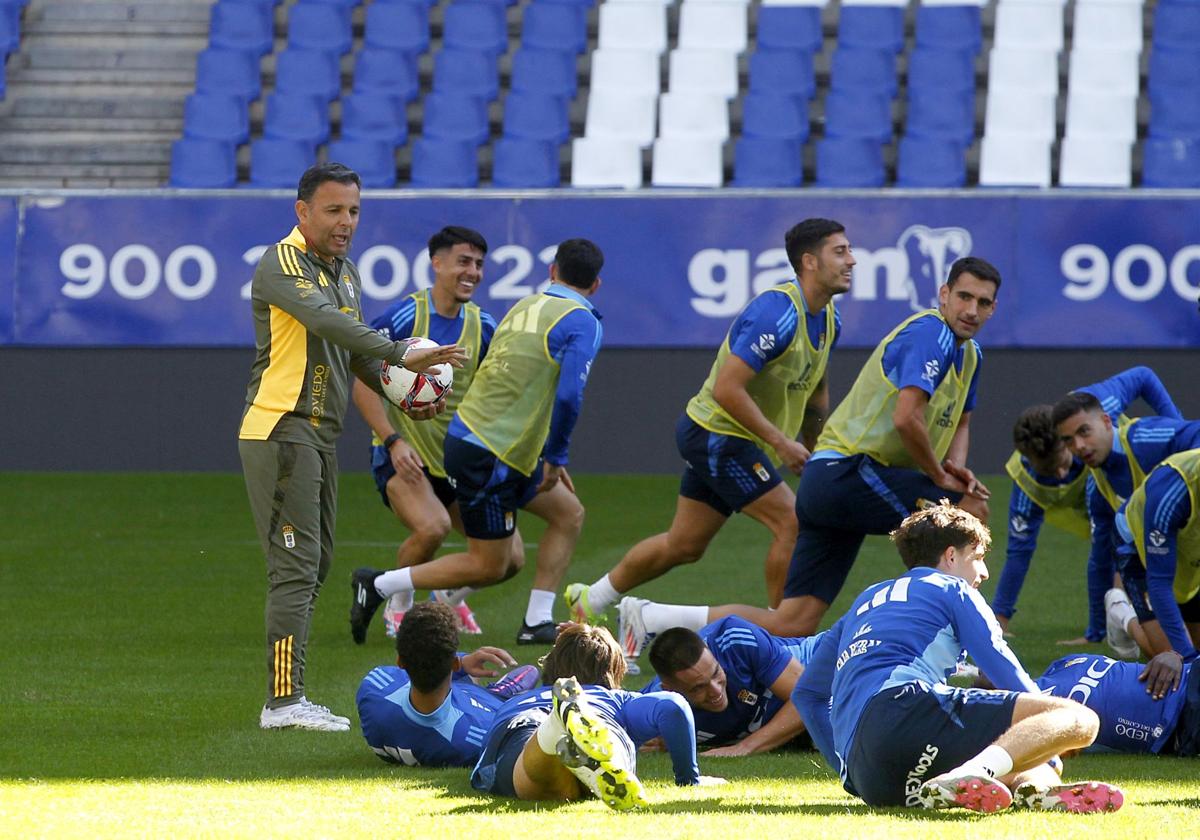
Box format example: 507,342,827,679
553,238,604,289
784,218,846,273
891,502,991,570
1051,391,1104,429
395,602,459,693
647,627,707,678
428,226,488,259
947,256,1002,291
297,162,361,202
1013,405,1059,460
539,623,626,687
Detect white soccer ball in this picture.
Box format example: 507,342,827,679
380,337,453,410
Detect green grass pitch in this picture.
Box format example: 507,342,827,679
2,472,1198,838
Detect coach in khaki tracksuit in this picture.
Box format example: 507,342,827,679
238,162,464,731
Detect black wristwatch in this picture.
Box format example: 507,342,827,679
383,433,403,450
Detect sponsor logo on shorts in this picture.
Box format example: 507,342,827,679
737,689,758,706
905,743,941,806
752,462,771,482
282,524,296,549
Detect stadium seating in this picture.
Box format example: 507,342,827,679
1072,4,1144,54
1058,138,1132,187
815,137,885,188
748,49,816,101
905,88,974,146
491,137,561,187
274,48,342,102
352,48,420,104
510,47,578,98
830,46,898,97
363,2,429,54
732,137,803,187
443,2,507,56
0,2,17,58
1066,92,1137,142
1153,4,1200,51
837,6,905,54
209,2,274,57
590,48,661,97
658,92,729,141
570,137,643,188
169,138,238,188
1142,137,1200,188
410,137,480,187
650,138,724,188
978,135,1051,187
677,3,748,53
340,91,408,145
914,5,982,54
1068,48,1140,97
262,92,330,145
597,4,667,53
521,4,588,55
1148,47,1200,102
669,49,739,99
755,7,822,53
584,90,657,147
326,138,397,188
1150,96,1200,140
502,91,570,144
286,3,351,57
984,90,1057,142
895,136,966,188
741,92,809,142
824,90,894,143
422,92,490,145
246,138,318,188
195,47,262,103
993,2,1064,53
183,93,251,145
907,47,976,97
988,48,1059,96
432,47,500,101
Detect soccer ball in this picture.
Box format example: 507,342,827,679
380,337,454,410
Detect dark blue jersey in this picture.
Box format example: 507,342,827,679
1037,654,1191,754
880,313,982,412
641,616,822,746
370,289,499,358
727,281,842,373
356,666,503,767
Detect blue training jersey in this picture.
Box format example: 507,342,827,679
726,280,842,374
793,567,1037,777
1036,654,1190,754
879,313,981,412
369,289,499,357
474,684,700,786
641,616,821,746
356,666,502,767
1096,417,1200,505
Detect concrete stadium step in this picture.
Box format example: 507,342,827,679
23,45,204,71
10,96,183,119
1,115,181,134
0,142,171,165
30,2,212,36
6,67,197,86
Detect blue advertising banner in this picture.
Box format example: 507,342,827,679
7,192,1200,347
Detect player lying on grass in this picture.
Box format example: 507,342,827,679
469,623,722,810
637,617,820,756
793,502,1123,813
356,602,539,767
993,366,1181,652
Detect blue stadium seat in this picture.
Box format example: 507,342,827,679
274,48,341,103
510,47,577,98
905,88,975,145
838,7,905,54
183,93,250,145
195,47,262,103
1148,47,1200,102
535,0,595,8
224,0,281,6
340,91,408,145
741,92,809,142
443,3,507,56
502,91,569,143
815,137,885,187
352,48,419,105
169,138,238,188
830,46,898,97
246,138,317,188
1153,4,1200,51
0,7,17,58
422,92,490,145
433,47,500,101
492,137,560,187
209,2,274,57
748,49,816,101
297,0,360,8
363,2,430,54
756,7,823,53
327,138,397,187
374,0,436,5
287,3,352,57
410,137,480,187
262,92,331,145
1142,136,1200,188
824,89,894,143
521,4,587,54
895,135,966,187
732,137,803,187
914,6,982,54
1149,95,1200,140
907,47,976,97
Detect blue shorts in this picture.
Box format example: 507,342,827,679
1118,553,1200,625
370,444,457,509
845,681,1019,807
444,435,541,540
784,454,963,603
470,710,545,797
1168,664,1200,757
676,414,783,517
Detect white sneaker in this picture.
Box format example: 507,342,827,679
1104,588,1140,659
300,698,351,727
617,596,654,668
260,700,350,732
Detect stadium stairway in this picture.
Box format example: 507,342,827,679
0,0,213,188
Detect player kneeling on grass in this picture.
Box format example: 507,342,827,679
356,602,540,767
469,623,723,810
793,502,1124,814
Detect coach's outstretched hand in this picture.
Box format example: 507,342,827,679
403,342,469,372
1139,650,1184,699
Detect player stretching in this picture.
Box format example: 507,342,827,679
993,366,1181,649
641,618,821,755
469,623,721,809
351,226,506,640
793,503,1123,813
565,219,851,635
1053,390,1200,657
356,602,539,767
352,240,605,645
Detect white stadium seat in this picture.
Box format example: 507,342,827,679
988,48,1060,95
585,90,658,146
1058,137,1132,187
1064,92,1137,141
590,49,662,97
984,89,1058,140
571,138,644,188
597,4,668,53
993,3,1064,53
677,3,749,52
658,92,730,141
651,138,725,187
1072,4,1144,53
1067,48,1140,96
979,135,1052,187
668,49,739,98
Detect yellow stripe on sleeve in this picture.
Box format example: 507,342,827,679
239,306,309,440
